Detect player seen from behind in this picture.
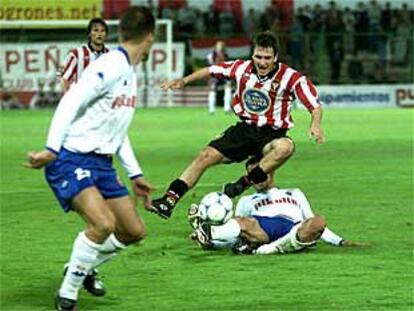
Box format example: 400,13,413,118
25,7,155,311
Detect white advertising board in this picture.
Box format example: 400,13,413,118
317,84,414,108
1,42,185,92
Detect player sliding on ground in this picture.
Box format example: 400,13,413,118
151,31,324,219
25,7,155,311
188,158,365,254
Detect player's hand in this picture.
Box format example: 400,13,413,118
25,150,57,169
308,125,325,144
160,78,186,90
340,240,369,247
131,177,155,210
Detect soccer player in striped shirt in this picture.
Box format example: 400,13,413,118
25,7,155,310
151,31,325,219
60,18,109,93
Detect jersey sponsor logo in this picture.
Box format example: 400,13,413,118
111,95,137,109
242,88,271,115
254,197,299,210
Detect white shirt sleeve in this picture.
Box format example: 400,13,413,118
291,189,315,219
320,228,344,246
235,196,253,217
45,58,122,153
209,60,239,80
116,135,143,179
293,76,321,113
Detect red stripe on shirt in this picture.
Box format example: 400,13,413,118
67,49,79,82
68,65,78,83
230,59,244,79
307,79,317,97
286,71,302,91
62,54,75,76
250,80,263,125
217,61,233,69
211,73,227,80
266,64,288,126
237,62,254,116
280,93,290,128
62,49,79,79
295,83,315,112
82,46,90,69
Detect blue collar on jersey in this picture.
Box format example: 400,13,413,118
117,46,130,64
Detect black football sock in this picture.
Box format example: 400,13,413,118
235,175,251,188
165,179,189,206
246,166,268,184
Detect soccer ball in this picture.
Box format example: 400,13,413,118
199,192,233,225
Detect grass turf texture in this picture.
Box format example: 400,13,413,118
1,107,413,311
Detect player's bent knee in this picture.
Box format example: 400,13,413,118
311,214,326,232
275,138,295,157
92,219,116,239
236,217,261,234
299,215,326,242
121,225,146,244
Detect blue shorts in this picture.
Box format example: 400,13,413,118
253,216,300,242
45,148,129,212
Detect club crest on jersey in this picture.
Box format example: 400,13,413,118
242,88,271,115
271,81,280,92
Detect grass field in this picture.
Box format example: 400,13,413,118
0,107,413,311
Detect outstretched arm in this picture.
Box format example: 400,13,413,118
161,67,210,90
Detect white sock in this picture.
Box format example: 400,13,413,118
208,90,216,114
211,219,241,241
224,84,232,112
94,234,127,268
211,237,239,249
59,232,101,300
320,228,343,246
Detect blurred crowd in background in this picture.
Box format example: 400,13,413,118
152,0,413,85
1,0,413,110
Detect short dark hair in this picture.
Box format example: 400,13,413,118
252,31,279,55
119,6,155,42
88,18,108,34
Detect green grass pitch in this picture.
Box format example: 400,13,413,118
1,107,413,311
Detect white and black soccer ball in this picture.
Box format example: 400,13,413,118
199,192,234,225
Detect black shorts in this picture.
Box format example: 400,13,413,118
209,122,289,163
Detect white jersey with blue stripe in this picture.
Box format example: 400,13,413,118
46,47,142,178
235,188,310,222
235,187,345,246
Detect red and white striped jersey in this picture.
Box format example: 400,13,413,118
209,60,321,129
61,44,109,85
